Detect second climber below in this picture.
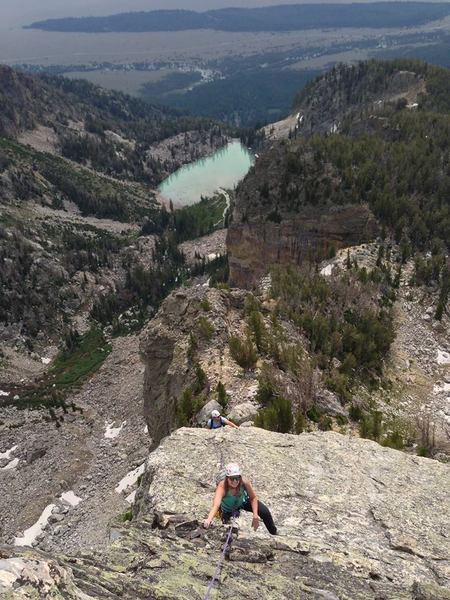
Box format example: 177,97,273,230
207,409,239,430
203,463,277,535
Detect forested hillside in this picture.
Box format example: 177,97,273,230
229,60,450,395
237,60,450,254
0,66,228,186
0,65,229,394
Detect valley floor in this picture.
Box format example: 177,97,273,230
0,335,148,553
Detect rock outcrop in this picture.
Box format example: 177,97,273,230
228,200,378,289
227,146,378,288
1,428,449,599
139,289,200,446
139,285,259,445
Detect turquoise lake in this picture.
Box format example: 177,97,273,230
158,140,254,206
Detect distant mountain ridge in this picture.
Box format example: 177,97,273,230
26,2,450,33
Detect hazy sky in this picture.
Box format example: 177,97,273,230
4,0,446,29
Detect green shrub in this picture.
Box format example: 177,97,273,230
187,332,197,360
244,293,261,315
196,316,215,340
336,414,348,426
193,364,208,394
255,367,278,407
306,405,322,423
349,404,363,422
417,446,431,458
200,296,211,311
295,411,306,434
247,310,267,352
177,388,194,426
324,373,352,403
318,415,333,431
382,430,404,450
277,343,303,373
119,510,133,522
254,395,293,433
217,381,228,411
229,334,258,369
359,410,383,441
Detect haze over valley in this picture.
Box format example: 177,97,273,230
0,3,450,598
1,2,450,127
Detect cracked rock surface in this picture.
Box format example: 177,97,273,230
1,427,449,599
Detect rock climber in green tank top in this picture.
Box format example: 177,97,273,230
203,463,277,534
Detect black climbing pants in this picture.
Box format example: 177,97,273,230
222,499,277,535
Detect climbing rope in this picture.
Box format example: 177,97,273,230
203,434,235,599
203,515,236,600
212,435,226,480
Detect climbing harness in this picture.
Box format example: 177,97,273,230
203,514,236,600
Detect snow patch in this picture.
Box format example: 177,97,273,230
104,421,126,439
60,491,82,507
437,350,450,365
41,357,51,365
14,504,56,547
0,390,10,397
115,462,146,494
0,445,17,460
144,425,148,434
433,382,450,394
320,264,334,277
1,458,19,471
125,490,137,504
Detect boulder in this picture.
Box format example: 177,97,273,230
314,389,347,418
195,399,222,425
26,446,47,464
227,401,259,424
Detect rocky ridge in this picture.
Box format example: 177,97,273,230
1,427,449,599
139,285,261,446
294,61,427,137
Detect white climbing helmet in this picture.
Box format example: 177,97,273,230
211,410,221,418
225,463,241,477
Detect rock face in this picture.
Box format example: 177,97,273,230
228,199,378,288
228,61,440,289
139,288,202,446
227,142,379,288
2,428,449,599
139,285,261,446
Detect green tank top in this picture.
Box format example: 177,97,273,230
220,484,248,513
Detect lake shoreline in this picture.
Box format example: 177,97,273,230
157,140,254,207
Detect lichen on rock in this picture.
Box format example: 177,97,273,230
2,427,449,599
